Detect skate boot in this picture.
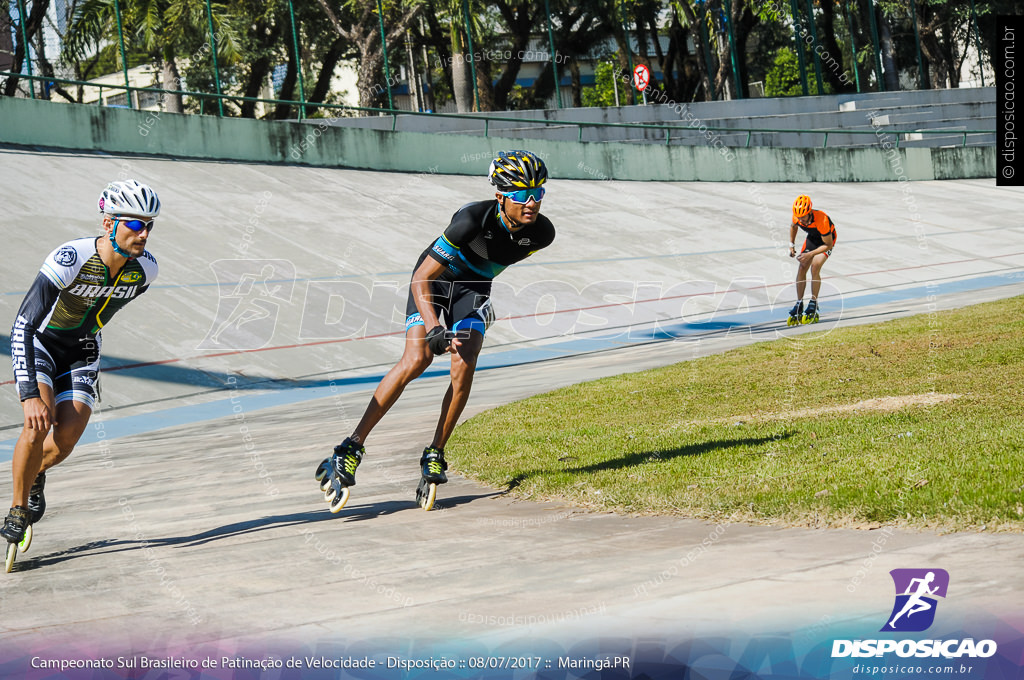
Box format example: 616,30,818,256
419,447,448,484
787,300,803,327
802,298,819,324
319,438,363,513
416,447,448,511
2,506,31,573
28,471,46,524
0,506,29,544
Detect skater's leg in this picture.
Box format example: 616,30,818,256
431,330,483,449
351,325,433,443
809,252,829,301
795,261,810,302
40,399,92,471
9,384,57,509
11,395,90,508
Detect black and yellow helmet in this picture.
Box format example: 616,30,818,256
488,150,548,190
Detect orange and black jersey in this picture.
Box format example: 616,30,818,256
797,210,838,244
11,237,158,401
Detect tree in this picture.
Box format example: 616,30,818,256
489,0,543,110
672,0,715,100
765,45,802,96
582,60,623,106
2,0,53,97
314,0,422,109
63,0,241,113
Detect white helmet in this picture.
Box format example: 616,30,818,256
98,179,161,218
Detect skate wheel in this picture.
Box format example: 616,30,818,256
320,477,333,492
18,525,32,553
314,459,330,482
416,479,437,511
4,542,16,573
328,487,350,514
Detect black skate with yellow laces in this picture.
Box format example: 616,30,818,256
416,447,448,511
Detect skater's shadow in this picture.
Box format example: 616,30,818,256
505,433,794,490
19,492,501,569
20,509,342,568
338,491,501,522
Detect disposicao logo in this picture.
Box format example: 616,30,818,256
882,568,949,632
832,568,998,659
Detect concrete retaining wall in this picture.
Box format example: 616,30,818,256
0,96,995,181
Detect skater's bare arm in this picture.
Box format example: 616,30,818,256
789,223,799,257
410,257,447,330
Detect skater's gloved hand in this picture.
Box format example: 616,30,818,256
425,325,451,355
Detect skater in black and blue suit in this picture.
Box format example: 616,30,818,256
316,151,555,511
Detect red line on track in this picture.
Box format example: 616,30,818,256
3,253,1021,385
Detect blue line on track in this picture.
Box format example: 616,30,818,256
0,270,1021,460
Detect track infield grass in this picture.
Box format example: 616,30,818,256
447,295,1024,532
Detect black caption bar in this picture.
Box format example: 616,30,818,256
998,15,1023,186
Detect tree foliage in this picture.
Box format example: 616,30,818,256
5,0,1019,110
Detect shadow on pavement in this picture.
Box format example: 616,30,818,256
506,433,795,490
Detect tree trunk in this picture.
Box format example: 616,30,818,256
309,37,346,112
527,60,555,108
674,0,715,102
405,31,422,112
3,0,51,96
418,18,435,112
877,9,900,91
357,49,387,109
422,1,454,96
649,14,674,99
274,44,299,118
732,2,757,99
237,18,280,118
450,29,474,112
668,12,700,102
0,11,14,74
491,2,537,110
475,56,494,111
919,17,949,88
818,0,848,92
941,14,960,88
162,56,184,113
569,58,582,107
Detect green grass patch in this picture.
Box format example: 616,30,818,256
448,295,1024,532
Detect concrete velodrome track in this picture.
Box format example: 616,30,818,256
0,144,1023,673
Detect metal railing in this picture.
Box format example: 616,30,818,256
0,71,995,150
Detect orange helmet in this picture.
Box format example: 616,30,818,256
793,195,813,219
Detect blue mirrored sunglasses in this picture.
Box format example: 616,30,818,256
116,216,155,232
501,187,545,204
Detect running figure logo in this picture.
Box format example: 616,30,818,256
881,568,950,632
198,259,295,349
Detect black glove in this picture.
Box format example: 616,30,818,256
425,325,450,355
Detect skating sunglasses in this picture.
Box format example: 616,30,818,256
116,216,155,232
500,187,546,204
